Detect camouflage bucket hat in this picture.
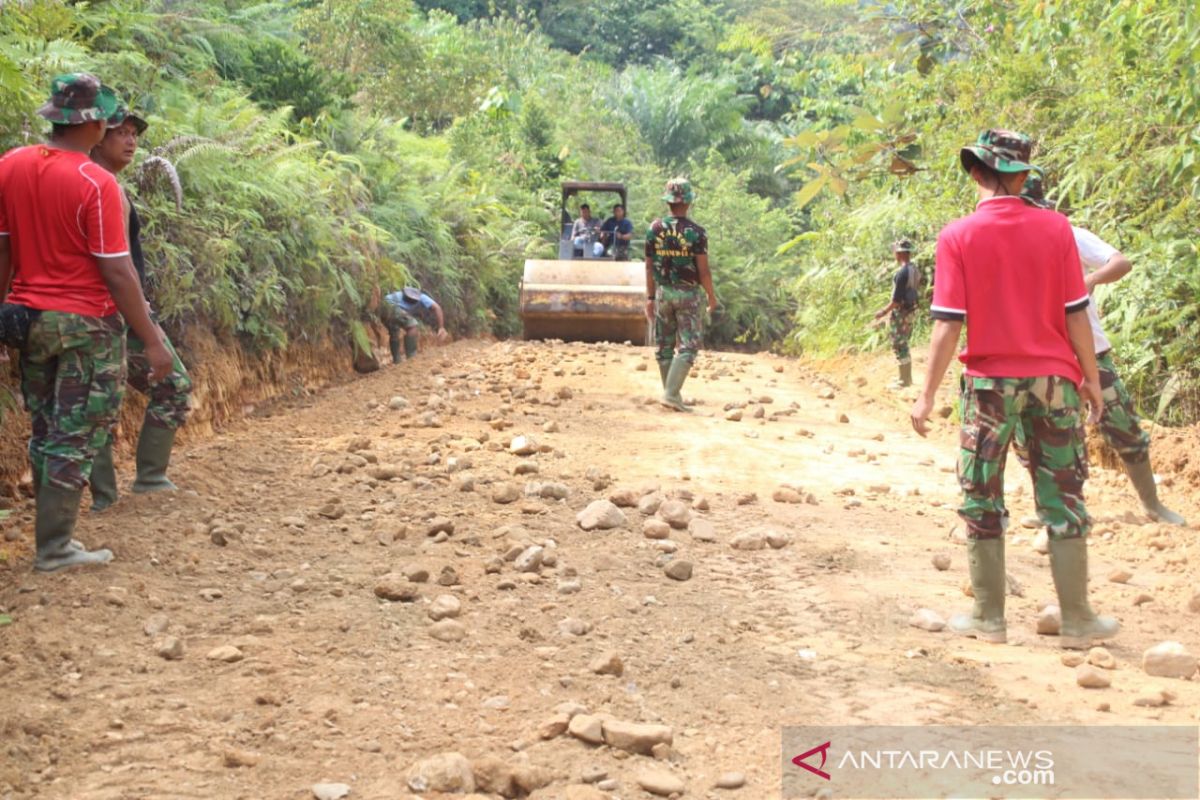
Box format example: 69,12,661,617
107,102,148,135
661,178,695,205
37,73,120,125
1020,170,1054,209
959,128,1035,175
892,239,915,253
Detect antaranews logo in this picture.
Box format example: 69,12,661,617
792,741,832,781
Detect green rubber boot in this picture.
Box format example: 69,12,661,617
89,441,119,512
657,360,670,388
389,337,402,364
948,538,1007,643
131,423,178,494
404,331,419,359
888,361,913,389
1049,537,1119,649
660,357,693,413
1125,459,1186,525
34,484,112,572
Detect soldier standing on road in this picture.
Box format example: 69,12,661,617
645,178,718,412
873,239,921,388
1019,173,1185,525
0,74,172,571
88,103,194,510
911,129,1117,649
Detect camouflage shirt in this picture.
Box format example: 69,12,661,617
645,216,707,287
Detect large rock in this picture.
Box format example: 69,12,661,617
730,530,767,551
1142,641,1199,679
688,518,717,542
908,609,945,632
658,499,692,529
608,487,639,507
1076,664,1112,689
1036,605,1061,635
636,767,686,797
577,500,625,531
664,560,693,581
311,784,351,800
374,574,420,602
568,714,605,744
428,594,462,621
589,651,624,676
601,719,673,755
510,436,539,456
407,752,475,793
472,755,516,797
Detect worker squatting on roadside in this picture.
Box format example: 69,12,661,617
380,287,449,364
910,128,1117,650
644,178,718,413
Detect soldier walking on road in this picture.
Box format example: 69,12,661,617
645,178,718,412
88,102,194,510
1019,173,1185,525
873,239,921,388
911,129,1117,649
0,74,172,571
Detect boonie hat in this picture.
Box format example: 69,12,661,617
401,287,423,303
1019,171,1054,209
107,102,148,135
661,178,695,205
37,73,120,125
959,129,1036,175
892,239,915,253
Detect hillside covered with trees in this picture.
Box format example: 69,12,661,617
1,0,1197,421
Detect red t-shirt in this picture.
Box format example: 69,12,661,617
931,196,1090,384
0,144,127,316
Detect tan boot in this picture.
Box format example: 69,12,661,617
948,538,1007,643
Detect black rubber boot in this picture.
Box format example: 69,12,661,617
404,331,419,359
389,337,402,364
1125,459,1186,525
1049,537,1119,649
34,484,112,572
89,441,119,512
131,423,178,494
948,538,1007,643
660,357,693,412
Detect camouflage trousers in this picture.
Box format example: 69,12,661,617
655,284,704,365
889,307,914,365
958,376,1090,541
127,329,193,430
1012,352,1149,466
20,311,126,491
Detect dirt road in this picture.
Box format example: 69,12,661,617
1,340,1197,799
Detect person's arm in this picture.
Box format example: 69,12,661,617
1067,310,1103,425
874,301,898,320
910,319,962,436
430,300,448,340
95,255,173,380
697,254,717,313
1084,252,1132,292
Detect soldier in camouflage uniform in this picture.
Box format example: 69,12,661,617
1017,173,1184,525
0,74,173,572
873,239,921,388
88,103,194,510
911,129,1117,649
645,178,718,412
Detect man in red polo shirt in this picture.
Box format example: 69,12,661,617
0,73,172,572
911,129,1117,650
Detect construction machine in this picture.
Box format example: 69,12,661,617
519,181,651,345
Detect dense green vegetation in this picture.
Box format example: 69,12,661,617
1,1,1197,422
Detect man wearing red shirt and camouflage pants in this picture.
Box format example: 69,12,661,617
0,74,172,571
911,129,1118,649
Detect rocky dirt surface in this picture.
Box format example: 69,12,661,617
1,340,1197,800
